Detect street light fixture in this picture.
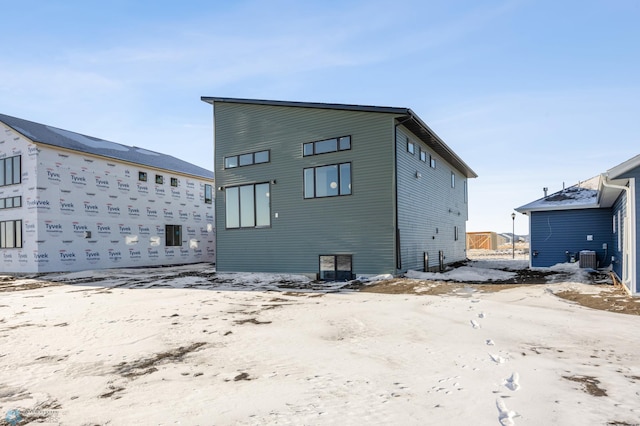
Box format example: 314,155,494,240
511,212,516,259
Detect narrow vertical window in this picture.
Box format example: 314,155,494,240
454,226,459,241
204,184,213,204
407,139,415,155
464,180,468,203
451,172,456,188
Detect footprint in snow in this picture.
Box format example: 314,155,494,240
470,320,480,329
478,312,486,318
505,372,520,391
489,353,506,364
486,339,495,346
496,398,519,426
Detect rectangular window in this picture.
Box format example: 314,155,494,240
407,139,415,155
303,136,351,156
165,225,182,246
0,219,22,248
0,196,21,210
617,211,622,251
0,155,21,187
304,163,351,198
225,183,271,229
155,175,164,184
430,155,436,169
224,150,270,168
170,177,178,187
319,254,353,281
204,184,213,204
138,171,147,182
451,172,456,188
454,226,459,241
464,180,467,203
420,149,427,162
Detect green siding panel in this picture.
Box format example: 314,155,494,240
214,103,397,277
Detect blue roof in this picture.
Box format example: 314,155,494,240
0,113,214,180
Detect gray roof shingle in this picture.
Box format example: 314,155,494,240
0,113,214,180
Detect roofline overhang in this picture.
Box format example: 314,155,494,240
607,153,640,180
201,96,478,179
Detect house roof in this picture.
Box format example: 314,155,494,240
515,175,602,213
0,113,214,180
607,153,640,180
201,97,478,179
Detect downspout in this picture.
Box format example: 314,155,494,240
601,175,634,293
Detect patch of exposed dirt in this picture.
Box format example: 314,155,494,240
563,375,608,397
114,342,207,378
555,288,640,316
0,279,62,293
360,279,525,296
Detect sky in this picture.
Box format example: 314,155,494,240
1,0,639,235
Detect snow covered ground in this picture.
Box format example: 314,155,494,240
1,261,639,425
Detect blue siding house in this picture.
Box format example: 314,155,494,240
516,155,640,296
201,97,477,280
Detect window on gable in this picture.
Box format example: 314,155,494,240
225,183,270,229
138,171,147,182
304,163,351,199
303,136,351,156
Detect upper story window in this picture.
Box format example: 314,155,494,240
155,174,164,184
170,177,178,187
304,163,351,199
464,180,467,203
430,155,436,169
451,172,456,188
0,196,21,210
204,184,213,204
0,155,21,187
419,149,427,162
138,171,147,182
225,150,270,168
225,183,271,229
303,136,351,157
407,139,415,155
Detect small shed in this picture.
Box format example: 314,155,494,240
466,232,499,250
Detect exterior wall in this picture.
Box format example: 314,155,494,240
396,127,468,272
0,125,39,270
611,168,639,294
214,102,397,277
611,191,626,283
529,208,613,268
0,124,215,273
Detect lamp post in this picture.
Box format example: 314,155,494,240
511,212,516,259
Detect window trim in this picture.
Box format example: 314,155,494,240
451,172,456,188
0,219,22,248
204,184,213,204
303,136,351,157
155,174,164,185
165,224,182,246
138,171,147,182
303,162,352,199
407,139,415,155
0,196,21,210
0,155,21,187
225,182,271,229
224,150,270,169
419,149,427,162
319,254,353,281
170,177,178,187
430,155,436,169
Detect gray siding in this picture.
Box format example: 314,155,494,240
395,127,468,272
214,103,398,276
529,208,614,268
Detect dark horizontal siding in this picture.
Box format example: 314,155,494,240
530,208,614,268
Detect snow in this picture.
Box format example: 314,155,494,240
46,126,130,151
1,261,639,425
